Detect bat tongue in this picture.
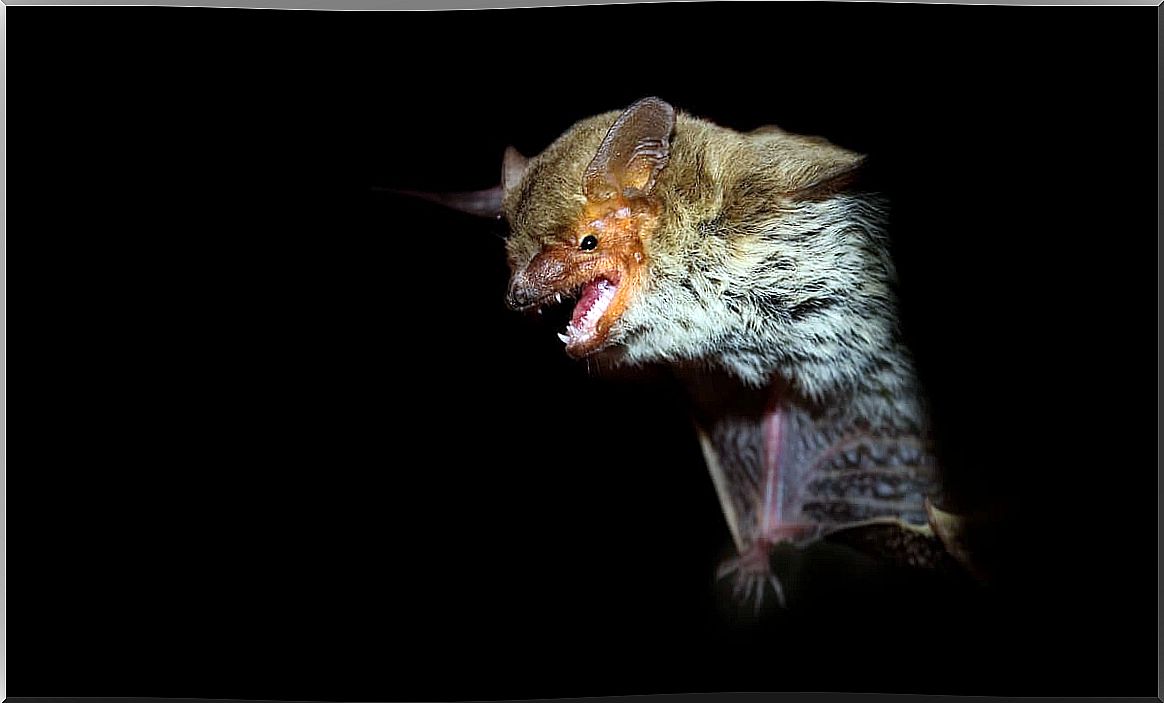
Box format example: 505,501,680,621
571,280,607,327
563,277,618,344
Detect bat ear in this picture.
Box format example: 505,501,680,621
583,97,676,203
502,145,529,197
762,132,867,199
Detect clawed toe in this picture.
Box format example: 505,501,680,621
717,542,787,610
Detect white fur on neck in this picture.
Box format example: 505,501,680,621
613,193,926,432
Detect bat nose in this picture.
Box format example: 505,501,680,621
507,253,567,310
506,274,536,310
506,286,531,310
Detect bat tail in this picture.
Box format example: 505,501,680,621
374,185,504,219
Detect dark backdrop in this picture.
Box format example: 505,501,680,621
10,5,1158,700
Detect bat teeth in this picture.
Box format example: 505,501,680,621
556,293,562,303
557,332,570,344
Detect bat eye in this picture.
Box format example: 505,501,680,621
580,235,598,251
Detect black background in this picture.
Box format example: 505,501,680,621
10,4,1159,700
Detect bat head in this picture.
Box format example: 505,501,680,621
501,97,675,359
492,97,907,411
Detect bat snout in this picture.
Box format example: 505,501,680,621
506,280,537,311
506,253,569,311
506,272,552,311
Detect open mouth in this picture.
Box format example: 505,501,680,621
530,273,623,357
558,276,619,349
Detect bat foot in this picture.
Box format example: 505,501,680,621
716,539,787,611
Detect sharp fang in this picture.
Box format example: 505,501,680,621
557,333,569,343
556,293,562,303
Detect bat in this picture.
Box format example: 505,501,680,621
389,97,978,609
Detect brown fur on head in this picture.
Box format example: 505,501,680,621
501,98,675,358
501,98,919,429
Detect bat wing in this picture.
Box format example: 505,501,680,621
688,388,946,555
693,419,764,553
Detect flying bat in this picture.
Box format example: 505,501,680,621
389,97,978,609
